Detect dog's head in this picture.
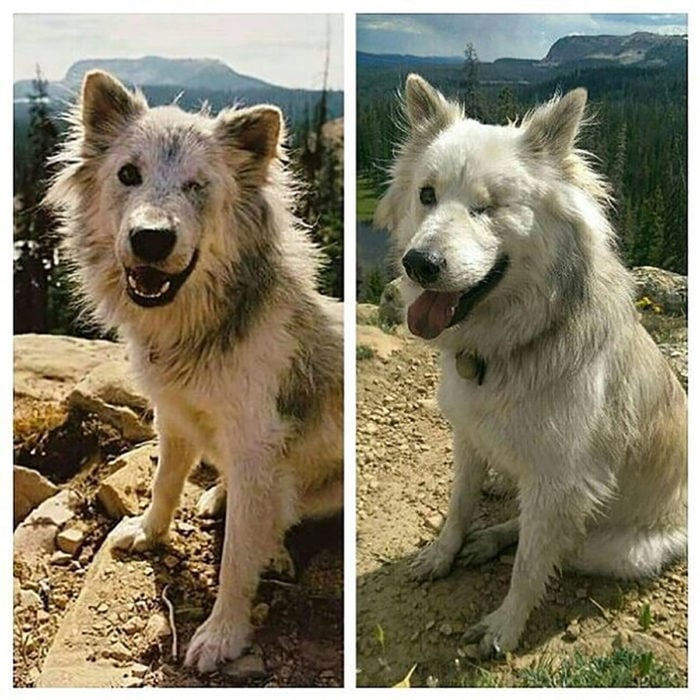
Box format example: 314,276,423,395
49,70,283,321
377,74,591,342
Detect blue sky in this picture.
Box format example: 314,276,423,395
14,14,344,90
357,13,687,62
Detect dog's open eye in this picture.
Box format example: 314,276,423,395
419,186,437,206
182,180,205,195
117,163,142,187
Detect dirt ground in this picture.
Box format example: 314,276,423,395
356,327,687,688
13,403,343,688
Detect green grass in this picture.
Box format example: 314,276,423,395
460,648,681,688
357,176,380,222
357,344,376,361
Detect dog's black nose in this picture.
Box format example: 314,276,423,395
402,249,445,285
129,228,176,263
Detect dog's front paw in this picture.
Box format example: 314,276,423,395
184,612,252,673
410,540,456,581
108,514,168,552
463,606,524,659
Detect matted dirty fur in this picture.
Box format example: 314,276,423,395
376,74,686,658
47,71,343,672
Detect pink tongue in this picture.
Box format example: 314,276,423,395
407,290,462,339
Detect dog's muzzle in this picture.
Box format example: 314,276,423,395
405,254,510,339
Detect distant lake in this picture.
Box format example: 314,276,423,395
357,222,392,274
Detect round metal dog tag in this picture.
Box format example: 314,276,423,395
456,350,478,380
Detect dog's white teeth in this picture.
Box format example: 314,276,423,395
159,280,171,294
128,274,138,290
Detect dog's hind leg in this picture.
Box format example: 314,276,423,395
458,517,519,567
110,431,199,551
568,526,686,579
411,434,486,581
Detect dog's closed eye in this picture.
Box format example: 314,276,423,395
182,180,207,195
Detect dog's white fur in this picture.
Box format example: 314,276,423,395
48,71,343,671
376,75,686,657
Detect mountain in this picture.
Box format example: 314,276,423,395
62,56,272,91
14,56,275,101
544,32,687,67
357,51,461,68
357,32,687,91
13,56,343,126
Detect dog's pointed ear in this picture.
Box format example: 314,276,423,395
522,88,587,158
80,70,145,147
404,74,455,132
215,105,283,161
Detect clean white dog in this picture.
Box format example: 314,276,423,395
376,74,686,657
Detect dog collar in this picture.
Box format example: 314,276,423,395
456,350,486,385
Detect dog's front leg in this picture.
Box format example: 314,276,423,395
110,430,199,551
184,449,291,672
464,478,591,657
411,433,486,580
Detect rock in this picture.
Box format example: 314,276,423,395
50,551,73,566
37,538,161,687
56,527,85,555
144,612,171,646
251,602,270,626
379,278,404,327
102,641,131,662
356,303,379,326
130,663,149,679
632,266,687,316
67,360,153,443
97,443,158,518
14,335,127,402
14,490,81,570
13,465,59,526
563,621,580,641
221,651,266,680
17,588,43,610
424,513,444,533
356,326,403,361
162,554,179,569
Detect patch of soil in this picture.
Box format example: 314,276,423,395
13,401,343,688
356,328,687,688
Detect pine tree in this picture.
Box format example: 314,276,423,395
14,66,59,333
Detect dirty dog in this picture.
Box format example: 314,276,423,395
48,71,343,671
375,74,686,658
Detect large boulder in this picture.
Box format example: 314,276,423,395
14,335,126,402
14,334,153,443
379,278,404,327
67,361,154,442
632,266,687,316
13,465,59,526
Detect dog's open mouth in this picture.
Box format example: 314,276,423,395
406,254,510,339
125,251,199,308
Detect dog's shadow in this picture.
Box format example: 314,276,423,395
116,512,343,687
356,543,658,688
